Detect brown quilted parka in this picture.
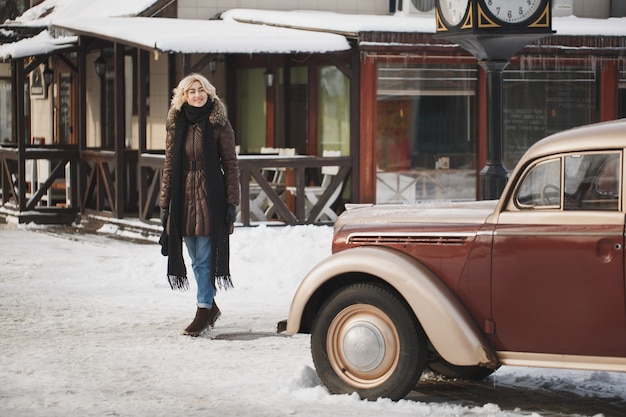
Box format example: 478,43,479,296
159,97,240,236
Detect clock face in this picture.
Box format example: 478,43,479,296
483,0,543,24
439,0,470,27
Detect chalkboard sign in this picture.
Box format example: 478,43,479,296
503,76,596,168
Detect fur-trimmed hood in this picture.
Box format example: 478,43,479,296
166,96,228,131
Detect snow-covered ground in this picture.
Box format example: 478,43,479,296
1,222,625,417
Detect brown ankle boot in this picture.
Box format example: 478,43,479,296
183,307,211,336
207,302,221,328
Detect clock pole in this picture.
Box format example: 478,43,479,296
480,60,508,200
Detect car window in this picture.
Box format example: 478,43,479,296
516,152,621,211
516,158,561,208
563,153,620,211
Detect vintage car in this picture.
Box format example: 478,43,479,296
280,119,626,400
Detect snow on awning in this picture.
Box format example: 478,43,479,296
220,9,626,38
14,0,160,28
220,9,437,36
0,30,77,59
51,17,351,54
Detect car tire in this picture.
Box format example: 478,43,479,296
311,282,427,401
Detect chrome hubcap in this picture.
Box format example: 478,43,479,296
342,321,385,372
327,304,400,388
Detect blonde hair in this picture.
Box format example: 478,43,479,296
170,73,217,110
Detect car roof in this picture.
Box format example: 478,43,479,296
521,119,626,164
495,119,626,213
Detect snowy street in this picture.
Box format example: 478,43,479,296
1,223,626,417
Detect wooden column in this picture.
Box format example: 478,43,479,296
306,63,319,156
358,54,376,204
137,49,148,154
77,45,87,213
13,58,26,210
266,66,276,148
113,42,125,218
600,59,619,122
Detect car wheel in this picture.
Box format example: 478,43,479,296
428,358,496,380
311,283,427,401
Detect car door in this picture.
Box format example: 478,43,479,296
491,151,626,358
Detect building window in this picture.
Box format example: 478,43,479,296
376,63,477,202
319,66,350,156
236,68,267,154
503,65,599,169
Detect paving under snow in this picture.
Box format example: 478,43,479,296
1,222,625,417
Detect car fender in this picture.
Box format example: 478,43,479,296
286,246,497,367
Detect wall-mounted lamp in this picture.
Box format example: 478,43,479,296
209,58,218,75
94,53,107,77
263,68,274,88
42,64,54,86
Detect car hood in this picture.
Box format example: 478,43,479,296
335,200,498,229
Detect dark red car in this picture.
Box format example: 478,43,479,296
281,119,626,400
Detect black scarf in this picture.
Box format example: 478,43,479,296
166,100,233,291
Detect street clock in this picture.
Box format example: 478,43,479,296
436,0,552,34
439,0,470,27
483,0,544,24
435,0,553,61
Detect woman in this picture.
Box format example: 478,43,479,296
160,73,240,336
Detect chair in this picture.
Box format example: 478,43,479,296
263,148,295,219
376,170,416,204
296,150,343,223
243,147,295,222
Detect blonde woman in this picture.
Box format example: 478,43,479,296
159,73,240,336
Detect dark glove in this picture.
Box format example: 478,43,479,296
225,205,237,225
160,208,169,228
159,229,169,256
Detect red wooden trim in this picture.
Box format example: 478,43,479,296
266,80,275,148
600,60,619,122
359,55,377,204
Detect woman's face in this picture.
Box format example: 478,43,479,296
185,80,209,107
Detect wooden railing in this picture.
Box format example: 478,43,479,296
0,145,79,224
137,153,352,225
1,149,352,225
81,149,138,218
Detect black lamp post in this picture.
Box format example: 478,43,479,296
435,0,554,199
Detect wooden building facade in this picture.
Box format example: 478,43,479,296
1,1,625,225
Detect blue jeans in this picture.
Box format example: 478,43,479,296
183,236,214,309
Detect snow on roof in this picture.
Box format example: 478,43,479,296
2,3,626,60
1,0,156,60
51,16,351,54
220,8,437,36
12,0,158,27
222,8,626,37
0,30,77,59
551,15,626,36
